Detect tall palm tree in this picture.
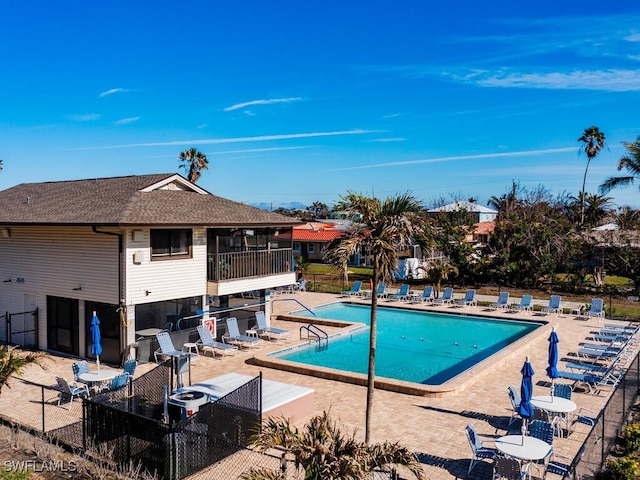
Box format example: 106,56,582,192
0,346,46,396
324,192,423,443
578,127,606,228
242,411,424,480
600,137,640,196
178,147,209,183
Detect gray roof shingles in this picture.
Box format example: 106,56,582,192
0,173,299,227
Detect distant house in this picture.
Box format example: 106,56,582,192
427,201,498,223
467,221,495,246
0,173,298,363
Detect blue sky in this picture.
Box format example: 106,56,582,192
1,1,640,210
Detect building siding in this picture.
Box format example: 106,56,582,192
0,226,119,349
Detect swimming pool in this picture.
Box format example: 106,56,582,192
269,303,541,385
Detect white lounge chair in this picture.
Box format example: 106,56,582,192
254,311,290,340
489,292,510,311
340,281,362,297
511,295,533,313
584,298,605,320
387,284,411,302
224,317,263,348
409,286,434,304
456,289,477,308
434,287,454,306
154,332,184,363
197,323,238,357
542,295,562,316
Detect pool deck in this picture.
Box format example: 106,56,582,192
1,291,635,479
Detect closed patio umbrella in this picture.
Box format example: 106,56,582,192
518,357,535,440
546,327,559,396
91,311,103,373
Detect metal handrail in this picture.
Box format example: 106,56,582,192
272,297,316,316
300,323,328,348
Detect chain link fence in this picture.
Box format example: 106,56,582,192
574,348,640,479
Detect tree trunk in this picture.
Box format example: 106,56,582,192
580,158,591,227
365,266,379,444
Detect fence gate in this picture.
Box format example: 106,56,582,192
4,308,38,348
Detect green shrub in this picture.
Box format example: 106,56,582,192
600,457,640,480
622,424,640,454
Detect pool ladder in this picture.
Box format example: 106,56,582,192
300,324,328,350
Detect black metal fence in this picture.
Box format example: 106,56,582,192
2,308,39,348
574,349,640,479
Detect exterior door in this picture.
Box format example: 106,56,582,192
46,296,79,356
85,302,121,365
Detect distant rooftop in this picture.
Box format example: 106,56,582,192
428,201,498,214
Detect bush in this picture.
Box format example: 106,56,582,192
598,457,640,480
622,424,640,454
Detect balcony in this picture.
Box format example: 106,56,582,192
207,248,293,282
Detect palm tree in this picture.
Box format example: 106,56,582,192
241,411,424,480
308,201,329,219
178,148,209,183
578,127,606,228
600,137,640,196
0,346,46,396
324,192,423,443
419,257,458,298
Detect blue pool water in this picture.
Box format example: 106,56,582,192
273,303,540,385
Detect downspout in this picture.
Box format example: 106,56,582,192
92,226,125,355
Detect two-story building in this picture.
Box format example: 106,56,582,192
0,173,298,364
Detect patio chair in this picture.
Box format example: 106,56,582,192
545,445,585,480
56,376,89,410
100,373,131,393
292,278,307,292
542,295,562,316
340,281,362,297
123,359,138,379
492,456,527,480
584,298,605,320
466,423,497,474
154,331,184,363
434,287,455,306
409,286,434,304
364,281,388,299
71,360,89,382
254,311,290,340
528,420,554,477
489,292,510,311
224,317,263,349
387,284,411,302
511,295,533,314
507,385,521,427
551,383,572,400
196,324,238,357
456,289,477,308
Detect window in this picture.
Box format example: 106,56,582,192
293,242,301,253
308,243,315,254
151,229,192,259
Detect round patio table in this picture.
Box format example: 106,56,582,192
78,369,119,388
495,434,551,461
530,395,577,414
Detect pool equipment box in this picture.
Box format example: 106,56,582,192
169,372,314,422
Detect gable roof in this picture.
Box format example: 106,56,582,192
428,201,498,214
0,173,299,227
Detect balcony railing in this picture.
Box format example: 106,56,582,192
207,248,293,282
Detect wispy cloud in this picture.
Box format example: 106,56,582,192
99,88,127,97
330,147,576,171
197,124,208,129
69,114,101,121
624,33,640,42
368,138,406,143
207,146,316,155
114,117,140,125
444,69,640,92
223,97,302,112
72,129,379,150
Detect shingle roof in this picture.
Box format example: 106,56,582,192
0,173,299,227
